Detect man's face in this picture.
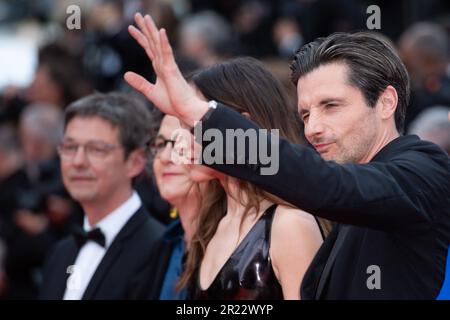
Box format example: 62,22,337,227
26,65,63,107
297,62,380,164
60,116,133,205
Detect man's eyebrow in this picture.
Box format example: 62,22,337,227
298,97,345,110
61,138,111,144
318,98,345,105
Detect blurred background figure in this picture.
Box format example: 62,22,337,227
408,106,450,155
273,15,303,59
0,124,33,299
0,104,78,299
0,125,26,227
398,22,450,131
18,104,63,183
26,44,91,110
177,10,235,67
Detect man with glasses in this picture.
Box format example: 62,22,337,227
40,92,164,299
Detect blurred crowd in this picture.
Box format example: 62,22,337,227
0,0,449,299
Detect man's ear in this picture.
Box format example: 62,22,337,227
126,148,147,179
378,85,398,120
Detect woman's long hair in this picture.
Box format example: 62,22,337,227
177,57,331,290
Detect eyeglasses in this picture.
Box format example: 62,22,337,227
149,136,176,157
57,141,122,162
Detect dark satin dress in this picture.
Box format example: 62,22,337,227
190,204,284,300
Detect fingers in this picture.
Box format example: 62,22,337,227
144,15,163,63
160,28,178,72
133,13,180,81
124,72,154,98
134,13,157,60
132,13,166,74
128,25,155,60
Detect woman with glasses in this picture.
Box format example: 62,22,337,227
144,113,205,300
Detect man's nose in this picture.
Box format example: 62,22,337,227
72,146,89,167
304,112,325,141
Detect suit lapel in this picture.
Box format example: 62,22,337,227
55,239,81,299
81,207,147,299
81,240,123,299
300,224,339,299
315,224,350,299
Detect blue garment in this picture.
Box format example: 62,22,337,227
159,220,187,300
437,246,450,300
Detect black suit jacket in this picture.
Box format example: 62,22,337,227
135,219,184,300
40,206,164,300
196,104,450,299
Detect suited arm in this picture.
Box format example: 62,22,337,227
195,104,430,230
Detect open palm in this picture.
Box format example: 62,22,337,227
124,13,207,126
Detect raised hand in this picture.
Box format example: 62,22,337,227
124,13,208,127
124,14,172,115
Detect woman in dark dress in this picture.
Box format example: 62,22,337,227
180,58,327,299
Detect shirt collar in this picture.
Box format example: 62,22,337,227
371,135,419,162
83,191,142,248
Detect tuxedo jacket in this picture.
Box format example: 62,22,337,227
39,207,164,300
197,103,450,299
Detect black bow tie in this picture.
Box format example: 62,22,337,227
72,226,106,248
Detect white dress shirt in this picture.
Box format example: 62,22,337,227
63,191,142,300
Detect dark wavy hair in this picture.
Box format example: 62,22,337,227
177,57,331,290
